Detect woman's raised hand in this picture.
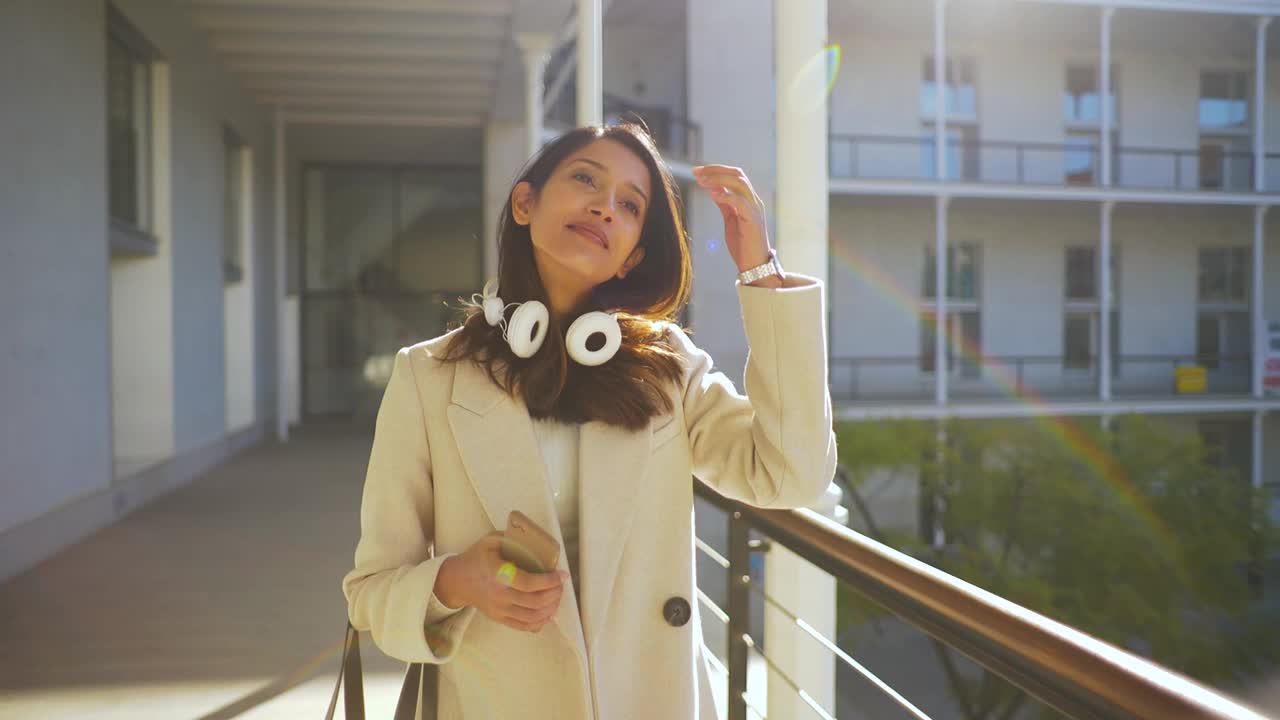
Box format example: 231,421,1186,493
436,532,567,633
692,164,775,279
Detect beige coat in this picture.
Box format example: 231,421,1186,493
343,273,838,720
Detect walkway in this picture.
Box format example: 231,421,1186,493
0,422,407,719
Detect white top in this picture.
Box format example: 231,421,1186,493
428,418,581,620
530,417,581,589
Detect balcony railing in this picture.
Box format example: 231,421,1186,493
693,481,1270,720
829,133,1280,193
829,354,1252,403
545,76,702,161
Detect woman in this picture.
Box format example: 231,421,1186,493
342,123,838,720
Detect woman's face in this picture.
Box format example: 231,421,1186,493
513,138,653,292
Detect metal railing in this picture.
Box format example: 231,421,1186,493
829,133,1280,192
829,353,1253,402
545,78,702,161
693,482,1271,720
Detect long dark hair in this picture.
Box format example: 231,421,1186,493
438,123,692,430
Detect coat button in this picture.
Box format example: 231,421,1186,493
663,596,691,627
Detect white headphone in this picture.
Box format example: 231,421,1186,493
472,282,621,366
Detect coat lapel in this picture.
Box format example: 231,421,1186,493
444,358,661,676
445,360,590,677
577,417,654,655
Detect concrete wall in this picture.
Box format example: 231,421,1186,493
829,200,1278,399
1,1,114,534
828,4,1280,189
1,0,278,541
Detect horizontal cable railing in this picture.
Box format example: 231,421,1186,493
693,481,1271,720
829,133,1280,193
829,353,1253,402
544,77,702,161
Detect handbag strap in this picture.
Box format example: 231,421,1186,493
326,621,424,720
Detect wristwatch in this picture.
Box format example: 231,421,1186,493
737,248,784,285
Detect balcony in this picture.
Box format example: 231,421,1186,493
830,354,1253,406
829,134,1280,194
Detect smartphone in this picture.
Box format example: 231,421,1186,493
500,510,561,574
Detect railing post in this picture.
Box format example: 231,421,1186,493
1255,18,1270,192
1017,145,1024,183
1175,152,1182,189
1100,6,1115,187
727,509,750,720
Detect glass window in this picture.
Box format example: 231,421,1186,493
1065,247,1096,300
107,30,152,228
920,124,978,181
1200,70,1249,129
921,57,977,118
924,244,979,300
1198,247,1249,303
1064,314,1093,370
1064,64,1118,125
920,311,981,376
1064,133,1097,186
223,133,244,283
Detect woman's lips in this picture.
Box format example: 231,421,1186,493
568,224,608,249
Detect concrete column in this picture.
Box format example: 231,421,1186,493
1100,201,1114,401
935,195,950,405
576,0,603,126
1253,411,1264,489
274,108,288,442
483,122,526,282
1256,18,1271,192
1100,7,1114,187
775,0,829,284
687,1,777,714
933,0,947,180
516,33,554,159
1254,205,1268,398
769,8,837,719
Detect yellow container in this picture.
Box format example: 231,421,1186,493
1175,365,1207,394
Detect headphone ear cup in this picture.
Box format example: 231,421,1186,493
566,311,621,367
505,301,549,358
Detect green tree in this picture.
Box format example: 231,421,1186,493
834,415,1278,720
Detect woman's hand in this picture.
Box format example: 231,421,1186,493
692,164,778,285
436,532,568,633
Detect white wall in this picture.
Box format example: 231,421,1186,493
827,5,1280,190
828,201,1278,400
1,1,114,534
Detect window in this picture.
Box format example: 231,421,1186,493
1200,70,1250,129
921,56,977,118
1198,247,1249,303
107,9,155,232
223,128,245,284
1064,64,1118,125
1064,246,1119,302
920,311,982,377
1063,247,1120,374
923,244,979,300
1064,130,1120,186
1063,311,1120,372
921,124,979,181
1197,311,1251,370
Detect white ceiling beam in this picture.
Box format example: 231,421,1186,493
209,34,501,62
257,93,488,110
226,58,498,79
241,76,491,97
192,8,506,39
281,111,484,127
1015,0,1280,17
190,0,513,19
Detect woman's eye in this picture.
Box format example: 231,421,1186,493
573,172,595,186
624,201,641,216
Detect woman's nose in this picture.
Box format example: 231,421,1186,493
589,206,613,223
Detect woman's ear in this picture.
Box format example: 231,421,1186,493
617,246,646,279
511,181,535,226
